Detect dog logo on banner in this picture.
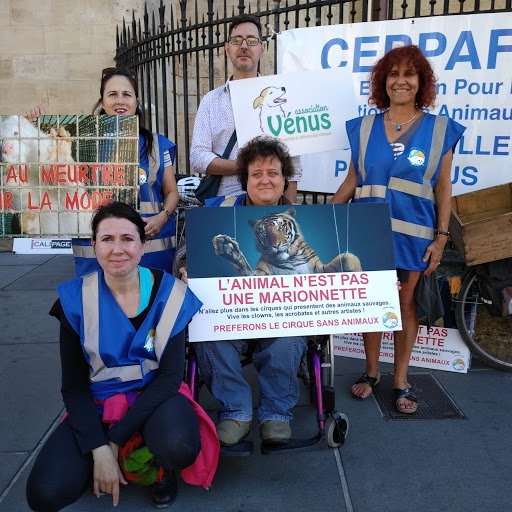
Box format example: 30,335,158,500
253,86,288,133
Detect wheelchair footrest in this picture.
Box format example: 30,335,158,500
220,440,253,457
261,432,328,455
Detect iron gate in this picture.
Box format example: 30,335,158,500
115,0,511,199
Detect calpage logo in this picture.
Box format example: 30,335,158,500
31,240,52,249
30,239,72,250
51,240,71,249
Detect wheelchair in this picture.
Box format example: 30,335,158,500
185,333,349,456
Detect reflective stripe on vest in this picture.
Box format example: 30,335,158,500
391,218,435,240
81,272,186,383
153,280,187,360
139,136,176,249
219,196,238,207
354,184,387,200
356,115,448,240
73,243,95,260
357,114,376,183
139,202,157,215
144,236,175,254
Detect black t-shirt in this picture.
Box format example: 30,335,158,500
50,269,186,453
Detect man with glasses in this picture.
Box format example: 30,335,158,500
190,14,301,202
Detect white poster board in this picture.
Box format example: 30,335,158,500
230,68,358,156
277,12,512,195
189,271,400,342
333,326,471,373
185,203,401,342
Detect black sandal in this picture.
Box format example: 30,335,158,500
394,387,418,414
352,372,380,398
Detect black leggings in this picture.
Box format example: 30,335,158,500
26,393,201,512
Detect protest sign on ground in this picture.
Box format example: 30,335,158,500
1,115,139,237
334,327,471,373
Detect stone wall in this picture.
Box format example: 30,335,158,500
0,0,163,114
1,0,500,117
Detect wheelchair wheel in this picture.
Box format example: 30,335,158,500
326,412,349,448
455,267,512,371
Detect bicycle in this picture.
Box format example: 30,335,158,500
453,263,512,372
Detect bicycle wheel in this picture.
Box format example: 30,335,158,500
455,267,512,371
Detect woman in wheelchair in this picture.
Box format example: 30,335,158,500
175,136,308,447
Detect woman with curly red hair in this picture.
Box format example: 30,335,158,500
331,45,465,414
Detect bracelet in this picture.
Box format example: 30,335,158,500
162,208,172,221
435,230,450,236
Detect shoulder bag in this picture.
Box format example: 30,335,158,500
194,131,237,204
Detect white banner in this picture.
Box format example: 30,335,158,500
277,13,512,195
188,270,400,342
333,326,471,373
230,68,358,156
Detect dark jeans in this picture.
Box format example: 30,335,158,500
26,393,201,512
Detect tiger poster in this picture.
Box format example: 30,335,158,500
185,203,401,342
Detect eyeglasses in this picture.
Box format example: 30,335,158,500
101,67,137,79
228,36,261,46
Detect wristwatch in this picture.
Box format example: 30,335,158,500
435,230,450,236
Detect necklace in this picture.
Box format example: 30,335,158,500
387,111,418,131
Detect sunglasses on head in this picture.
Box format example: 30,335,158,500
101,67,137,79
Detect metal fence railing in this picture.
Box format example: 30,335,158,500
115,0,511,202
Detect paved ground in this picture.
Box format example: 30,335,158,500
1,253,511,512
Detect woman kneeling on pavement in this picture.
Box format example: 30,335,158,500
175,136,308,446
26,202,219,511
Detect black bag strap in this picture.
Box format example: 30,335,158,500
221,131,237,159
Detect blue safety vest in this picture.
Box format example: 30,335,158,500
205,194,245,207
347,113,465,271
57,269,201,400
72,134,177,276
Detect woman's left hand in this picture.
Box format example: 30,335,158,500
178,266,188,285
143,212,168,240
425,150,452,276
92,443,128,506
143,163,178,240
422,237,446,276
